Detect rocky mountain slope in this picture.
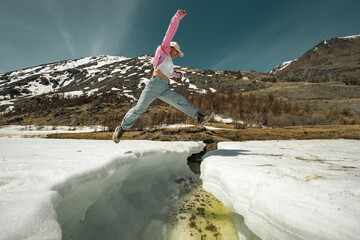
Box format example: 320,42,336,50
0,55,271,113
270,34,360,85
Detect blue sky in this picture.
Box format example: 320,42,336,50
1,0,360,74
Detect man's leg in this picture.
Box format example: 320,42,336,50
158,88,199,119
114,85,157,143
121,78,161,129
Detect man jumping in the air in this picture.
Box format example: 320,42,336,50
113,9,214,143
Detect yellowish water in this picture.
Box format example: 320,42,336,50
167,184,239,240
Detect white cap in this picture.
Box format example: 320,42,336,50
170,41,184,57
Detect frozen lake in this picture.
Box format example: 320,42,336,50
1,137,359,239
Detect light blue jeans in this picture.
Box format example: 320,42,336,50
121,76,199,129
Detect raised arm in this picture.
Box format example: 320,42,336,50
152,10,187,69
161,10,186,53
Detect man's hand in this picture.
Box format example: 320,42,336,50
173,72,181,78
178,9,187,15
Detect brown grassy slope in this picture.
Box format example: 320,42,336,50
47,125,360,151
249,82,360,115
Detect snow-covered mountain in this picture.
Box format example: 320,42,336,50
0,55,152,106
0,55,269,112
269,34,360,85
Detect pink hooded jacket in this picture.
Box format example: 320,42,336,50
152,11,185,78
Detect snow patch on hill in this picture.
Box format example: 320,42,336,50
269,60,296,75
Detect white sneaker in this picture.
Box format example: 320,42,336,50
112,126,126,143
197,111,215,127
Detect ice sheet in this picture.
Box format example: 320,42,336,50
0,138,205,240
201,139,360,240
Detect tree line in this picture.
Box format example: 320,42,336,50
2,88,359,130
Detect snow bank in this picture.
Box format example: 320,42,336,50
0,125,106,136
214,114,234,124
0,138,205,240
157,124,232,131
201,140,360,240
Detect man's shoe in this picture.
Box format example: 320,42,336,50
112,126,126,143
197,111,215,127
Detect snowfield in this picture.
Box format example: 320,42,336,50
0,125,106,136
0,138,205,240
2,137,359,240
201,139,360,240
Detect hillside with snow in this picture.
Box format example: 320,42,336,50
0,55,269,112
269,34,360,85
268,60,296,75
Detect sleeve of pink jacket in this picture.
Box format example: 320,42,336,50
152,11,185,78
161,11,185,53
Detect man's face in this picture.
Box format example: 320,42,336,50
170,47,179,59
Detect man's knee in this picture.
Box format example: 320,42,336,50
173,95,187,105
133,104,147,114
